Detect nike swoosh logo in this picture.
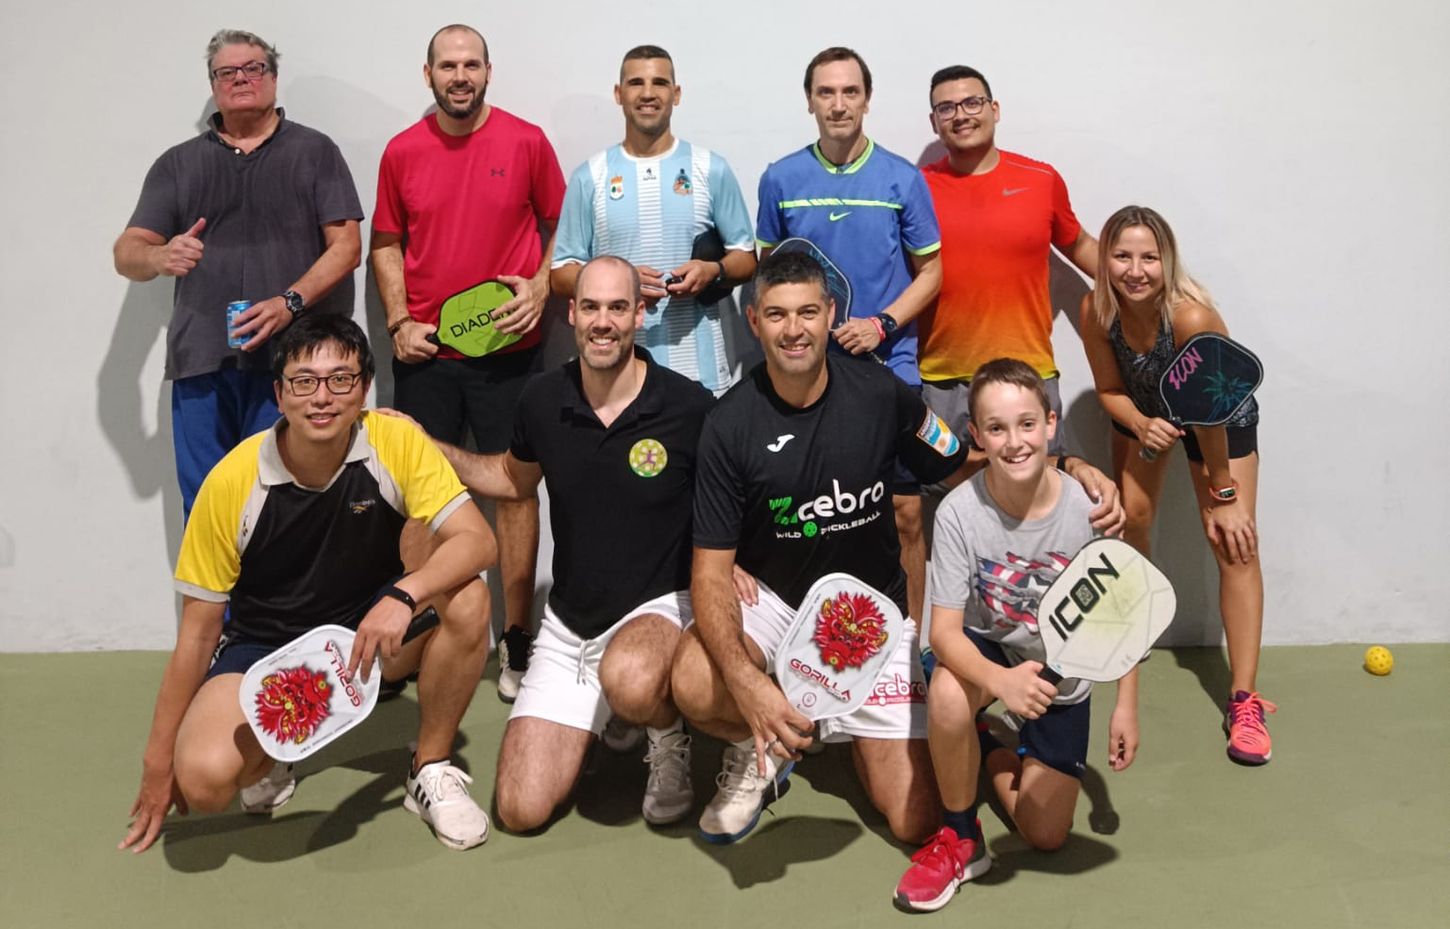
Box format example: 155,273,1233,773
1002,187,1029,197
766,434,796,452
828,211,851,221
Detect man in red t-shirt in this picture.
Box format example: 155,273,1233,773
920,65,1098,453
371,24,566,699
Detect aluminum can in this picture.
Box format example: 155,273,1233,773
227,300,251,349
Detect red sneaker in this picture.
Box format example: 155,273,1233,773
1224,690,1277,765
894,824,992,912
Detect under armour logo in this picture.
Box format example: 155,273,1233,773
492,168,506,177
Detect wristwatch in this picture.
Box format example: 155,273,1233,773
875,313,899,337
282,289,305,318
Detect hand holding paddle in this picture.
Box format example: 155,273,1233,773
423,279,522,356
1140,333,1263,462
768,573,907,773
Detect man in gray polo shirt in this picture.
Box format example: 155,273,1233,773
113,28,363,519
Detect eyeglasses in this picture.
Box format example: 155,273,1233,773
211,61,270,83
284,372,363,396
932,96,991,120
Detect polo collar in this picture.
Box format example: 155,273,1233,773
258,415,370,488
207,107,287,149
811,137,875,175
562,347,663,422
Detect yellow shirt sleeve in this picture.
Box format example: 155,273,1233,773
173,434,264,599
364,411,470,530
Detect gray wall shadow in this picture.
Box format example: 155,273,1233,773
98,282,185,573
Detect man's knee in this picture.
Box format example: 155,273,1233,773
885,788,940,845
494,779,559,834
669,631,718,721
600,619,678,722
440,579,491,650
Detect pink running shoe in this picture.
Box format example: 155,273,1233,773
894,825,992,912
1224,690,1278,765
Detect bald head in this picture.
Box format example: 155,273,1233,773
428,24,488,65
577,255,642,305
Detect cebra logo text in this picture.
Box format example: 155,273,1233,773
769,478,886,538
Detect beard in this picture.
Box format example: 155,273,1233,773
432,80,486,120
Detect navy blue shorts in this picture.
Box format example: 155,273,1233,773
1112,420,1258,463
204,632,276,680
964,628,1090,780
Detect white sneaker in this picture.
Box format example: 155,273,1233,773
404,761,490,850
497,626,532,704
698,740,792,843
240,762,295,814
642,726,693,825
602,716,645,752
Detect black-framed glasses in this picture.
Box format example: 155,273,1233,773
932,96,991,120
284,372,363,396
211,61,270,83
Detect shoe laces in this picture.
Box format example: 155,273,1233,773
418,763,474,804
645,732,692,790
714,745,777,801
910,827,969,878
1228,692,1278,735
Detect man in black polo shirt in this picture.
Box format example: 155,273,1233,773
113,28,363,520
672,251,1125,845
421,256,713,830
120,315,496,854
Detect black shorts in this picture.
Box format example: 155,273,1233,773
965,628,1090,780
1112,420,1258,463
393,348,539,453
203,579,409,680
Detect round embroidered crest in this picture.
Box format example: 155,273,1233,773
628,438,668,477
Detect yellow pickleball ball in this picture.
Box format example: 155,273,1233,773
1363,646,1393,676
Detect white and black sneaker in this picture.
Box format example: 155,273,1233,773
497,626,533,704
404,761,490,850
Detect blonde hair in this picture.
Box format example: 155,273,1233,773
1091,205,1215,330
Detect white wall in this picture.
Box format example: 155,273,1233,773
3,0,1447,650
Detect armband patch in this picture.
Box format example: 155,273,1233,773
916,410,961,457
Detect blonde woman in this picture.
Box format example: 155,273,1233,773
1079,205,1275,765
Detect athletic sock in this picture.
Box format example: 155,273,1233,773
646,718,684,741
411,755,450,777
943,806,980,842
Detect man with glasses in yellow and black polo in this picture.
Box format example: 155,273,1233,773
113,29,364,522
120,315,497,855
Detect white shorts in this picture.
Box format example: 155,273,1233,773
742,582,927,742
509,591,692,735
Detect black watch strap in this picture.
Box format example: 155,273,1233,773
283,289,305,317
380,585,417,611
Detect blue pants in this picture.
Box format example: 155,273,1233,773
171,369,279,520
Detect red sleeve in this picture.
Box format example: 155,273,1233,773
372,142,405,236
530,131,566,224
1049,169,1083,250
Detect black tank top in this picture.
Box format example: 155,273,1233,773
1107,318,1258,427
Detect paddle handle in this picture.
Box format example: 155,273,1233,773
1037,665,1064,686
401,606,441,645
1138,417,1183,462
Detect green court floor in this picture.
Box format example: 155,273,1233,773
2,645,1445,928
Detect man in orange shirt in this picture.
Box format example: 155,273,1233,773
919,66,1097,452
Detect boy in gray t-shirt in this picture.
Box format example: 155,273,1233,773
895,359,1140,913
